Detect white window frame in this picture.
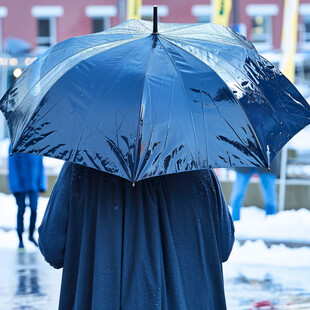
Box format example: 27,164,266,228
246,4,279,51
31,6,63,49
140,5,169,21
191,5,212,23
85,6,117,32
299,4,310,48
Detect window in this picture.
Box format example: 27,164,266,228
246,4,279,50
93,18,105,33
304,17,310,42
251,15,271,44
31,6,63,51
299,5,310,47
140,5,168,22
192,5,212,23
302,16,310,43
85,6,117,33
38,18,53,47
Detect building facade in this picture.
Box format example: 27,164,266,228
0,0,310,138
1,1,310,51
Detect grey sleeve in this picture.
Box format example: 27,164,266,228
38,162,73,269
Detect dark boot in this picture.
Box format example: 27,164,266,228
28,230,38,247
18,233,25,250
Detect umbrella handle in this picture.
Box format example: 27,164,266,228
153,6,158,34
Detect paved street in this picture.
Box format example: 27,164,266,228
1,246,310,310
0,249,61,310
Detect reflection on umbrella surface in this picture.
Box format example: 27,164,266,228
1,14,310,182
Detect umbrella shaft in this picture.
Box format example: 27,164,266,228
153,6,158,34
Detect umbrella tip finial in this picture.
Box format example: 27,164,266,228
152,6,158,34
10,152,13,156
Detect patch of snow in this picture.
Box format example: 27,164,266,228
228,240,310,268
234,207,310,243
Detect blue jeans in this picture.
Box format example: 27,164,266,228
14,191,39,235
230,170,277,221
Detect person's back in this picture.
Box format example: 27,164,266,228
39,162,234,310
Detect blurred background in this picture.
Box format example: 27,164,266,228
0,0,310,309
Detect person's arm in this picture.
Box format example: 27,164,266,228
211,169,235,262
38,162,72,269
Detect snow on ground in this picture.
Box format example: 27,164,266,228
234,206,310,243
229,240,310,268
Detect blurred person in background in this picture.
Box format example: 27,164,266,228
229,154,281,221
8,145,46,249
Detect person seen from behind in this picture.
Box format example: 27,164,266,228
39,162,234,309
8,145,46,249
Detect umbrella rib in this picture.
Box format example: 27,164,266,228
167,37,250,65
9,37,142,150
163,37,279,115
162,23,255,50
135,74,165,181
162,23,253,49
136,19,152,32
70,37,151,180
178,40,285,120
160,36,270,166
133,37,154,179
163,33,252,50
157,37,201,166
208,94,266,165
169,38,290,138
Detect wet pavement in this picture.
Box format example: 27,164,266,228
1,248,310,309
0,249,61,310
224,264,310,309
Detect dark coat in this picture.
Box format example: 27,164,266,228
8,146,46,194
39,162,235,310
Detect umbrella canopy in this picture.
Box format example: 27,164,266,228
1,18,310,182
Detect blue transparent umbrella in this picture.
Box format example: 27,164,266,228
1,11,310,182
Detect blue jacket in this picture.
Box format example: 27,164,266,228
39,162,235,310
8,146,46,194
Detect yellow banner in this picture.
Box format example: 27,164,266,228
212,0,232,26
127,0,142,20
280,0,299,83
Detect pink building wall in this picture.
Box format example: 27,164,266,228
0,0,309,51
